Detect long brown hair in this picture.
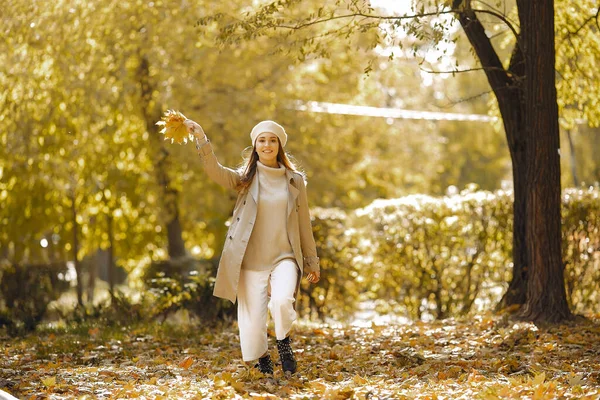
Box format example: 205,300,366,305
236,140,300,192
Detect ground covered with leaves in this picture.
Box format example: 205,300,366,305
1,313,599,399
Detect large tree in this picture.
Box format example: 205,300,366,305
1,0,378,287
202,0,598,322
516,0,570,321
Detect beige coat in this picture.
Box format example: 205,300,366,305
198,141,320,304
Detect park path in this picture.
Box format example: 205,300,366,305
1,314,599,399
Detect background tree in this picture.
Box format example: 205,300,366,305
203,0,598,322
2,0,597,327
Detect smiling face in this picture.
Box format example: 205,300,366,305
255,132,280,167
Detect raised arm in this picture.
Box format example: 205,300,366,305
185,120,241,190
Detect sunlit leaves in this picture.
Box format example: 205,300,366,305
2,317,599,398
310,186,600,320
156,110,191,145
40,376,56,388
555,0,600,128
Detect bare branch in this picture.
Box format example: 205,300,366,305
440,89,495,109
272,10,456,31
563,6,600,39
453,6,512,90
488,28,512,40
264,7,520,40
419,65,508,75
507,34,524,78
471,0,509,16
471,9,519,39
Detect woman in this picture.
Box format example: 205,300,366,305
184,119,321,376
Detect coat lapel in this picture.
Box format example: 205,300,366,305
249,170,260,204
286,170,300,217
249,168,298,215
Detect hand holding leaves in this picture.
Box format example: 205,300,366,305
183,119,206,141
156,110,206,144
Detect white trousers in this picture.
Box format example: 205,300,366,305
237,259,299,361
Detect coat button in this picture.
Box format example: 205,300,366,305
229,236,232,240
237,217,240,221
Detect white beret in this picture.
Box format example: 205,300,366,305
250,120,287,147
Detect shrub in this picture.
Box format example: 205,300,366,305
311,185,600,320
353,189,513,320
0,262,70,335
143,256,235,322
562,187,600,315
298,207,361,321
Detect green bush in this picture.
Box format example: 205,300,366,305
298,207,362,321
310,185,600,320
353,188,513,320
562,187,600,315
143,256,235,322
0,262,70,335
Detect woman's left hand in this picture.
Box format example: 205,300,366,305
306,271,320,284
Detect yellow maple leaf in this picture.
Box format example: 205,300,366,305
179,356,194,369
156,110,191,144
532,372,546,387
352,374,368,385
41,376,56,388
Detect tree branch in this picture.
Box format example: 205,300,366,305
564,6,600,38
452,5,512,92
488,28,512,40
507,34,524,78
471,9,519,39
440,89,495,109
272,10,456,31
269,7,519,40
419,65,508,75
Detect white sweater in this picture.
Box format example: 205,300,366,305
242,162,295,271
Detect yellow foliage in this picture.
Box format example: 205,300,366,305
40,376,56,388
156,110,191,145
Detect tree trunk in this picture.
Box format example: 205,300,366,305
70,192,83,307
517,0,571,323
498,146,528,308
107,213,115,300
138,55,186,259
86,217,96,304
454,5,529,310
87,254,96,304
566,129,579,187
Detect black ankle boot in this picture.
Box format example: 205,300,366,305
255,354,274,375
276,336,297,375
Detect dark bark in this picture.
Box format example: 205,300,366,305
566,130,579,186
517,0,572,323
87,255,96,304
86,217,96,304
107,213,115,300
499,151,528,308
453,5,528,310
138,55,186,259
454,1,571,322
70,192,83,307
